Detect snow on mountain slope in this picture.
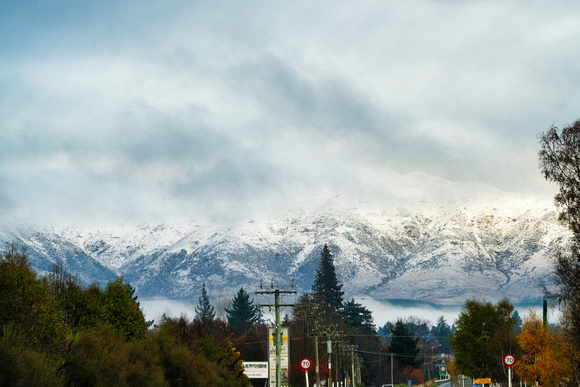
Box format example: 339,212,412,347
58,223,201,271
0,227,117,286
109,194,568,302
0,185,569,304
368,198,566,302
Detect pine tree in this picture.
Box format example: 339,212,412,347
389,319,422,368
194,283,215,321
431,316,452,354
225,287,260,334
311,245,344,319
342,298,375,334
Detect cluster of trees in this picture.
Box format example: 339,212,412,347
0,241,455,386
287,244,382,385
195,245,445,386
0,246,250,386
447,120,580,386
540,121,580,376
450,298,519,380
448,298,578,386
516,309,573,384
5,119,580,386
376,315,453,383
525,120,580,385
283,245,454,385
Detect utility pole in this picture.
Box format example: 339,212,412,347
334,341,339,386
350,345,355,387
327,339,332,387
257,279,296,387
313,314,321,387
391,352,394,385
337,341,343,386
322,324,345,387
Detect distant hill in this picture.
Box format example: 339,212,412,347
0,191,568,304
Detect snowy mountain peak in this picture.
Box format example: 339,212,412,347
0,186,568,304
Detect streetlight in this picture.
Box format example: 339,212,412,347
426,344,441,381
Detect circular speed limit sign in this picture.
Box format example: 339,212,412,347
503,353,516,367
300,357,312,371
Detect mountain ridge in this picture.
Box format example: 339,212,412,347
0,191,568,304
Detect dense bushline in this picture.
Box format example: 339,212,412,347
4,241,575,386
0,247,248,386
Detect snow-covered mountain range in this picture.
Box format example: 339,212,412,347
0,183,570,304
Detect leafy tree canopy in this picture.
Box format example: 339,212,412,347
102,278,148,341
538,120,580,381
0,248,250,386
515,309,574,386
539,120,580,241
450,298,518,381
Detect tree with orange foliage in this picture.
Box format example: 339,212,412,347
515,309,573,386
402,365,424,384
447,360,457,381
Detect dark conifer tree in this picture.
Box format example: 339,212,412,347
311,244,344,319
342,298,375,334
389,319,422,369
430,315,452,354
194,283,215,321
225,287,260,334
343,298,381,383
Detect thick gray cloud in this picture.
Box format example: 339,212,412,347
0,0,578,225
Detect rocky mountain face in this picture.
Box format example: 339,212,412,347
0,195,569,304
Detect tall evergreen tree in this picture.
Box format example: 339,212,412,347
311,245,344,319
389,319,422,368
194,283,215,321
226,287,260,334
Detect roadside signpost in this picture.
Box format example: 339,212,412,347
503,354,516,387
300,357,312,387
503,354,516,367
268,327,289,387
474,378,491,385
243,362,269,379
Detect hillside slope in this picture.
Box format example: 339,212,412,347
0,194,568,303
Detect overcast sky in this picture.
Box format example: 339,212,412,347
1,1,579,226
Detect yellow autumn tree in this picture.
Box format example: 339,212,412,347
515,309,573,386
447,360,458,381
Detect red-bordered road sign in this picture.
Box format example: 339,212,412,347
300,358,312,371
503,353,516,367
